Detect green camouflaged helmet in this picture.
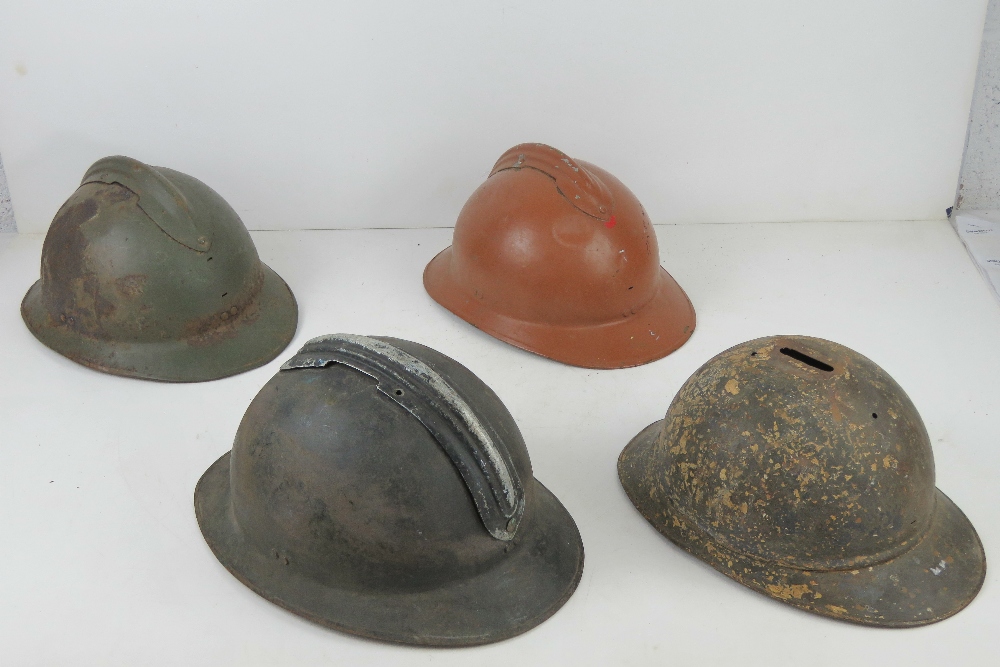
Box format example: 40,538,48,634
619,335,986,627
21,156,297,382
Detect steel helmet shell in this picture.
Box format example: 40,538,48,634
21,156,297,381
424,143,695,369
195,334,584,646
618,335,985,626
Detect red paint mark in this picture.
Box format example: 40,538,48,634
605,215,617,229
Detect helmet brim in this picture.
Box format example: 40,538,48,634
618,420,986,627
21,263,297,382
194,451,584,646
424,248,695,369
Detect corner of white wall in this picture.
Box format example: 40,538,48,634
956,0,1000,213
0,153,17,233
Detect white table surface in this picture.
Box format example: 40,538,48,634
1,221,997,666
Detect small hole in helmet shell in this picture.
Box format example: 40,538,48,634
207,256,213,261
750,351,757,357
395,389,404,396
872,413,878,419
779,347,834,372
221,292,228,298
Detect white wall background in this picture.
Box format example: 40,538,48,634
0,1,989,233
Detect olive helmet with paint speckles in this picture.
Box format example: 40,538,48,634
194,334,584,646
423,143,696,369
618,335,985,627
21,155,297,381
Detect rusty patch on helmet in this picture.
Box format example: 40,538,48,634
40,187,127,336
115,274,148,299
183,267,264,346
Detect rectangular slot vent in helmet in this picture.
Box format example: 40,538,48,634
779,347,834,372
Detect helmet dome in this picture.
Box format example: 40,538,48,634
196,334,584,645
424,143,695,369
21,156,297,381
619,336,985,626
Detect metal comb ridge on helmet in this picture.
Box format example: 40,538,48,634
618,335,985,626
195,334,584,646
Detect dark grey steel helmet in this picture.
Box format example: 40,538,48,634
618,335,985,627
195,334,584,646
21,155,297,382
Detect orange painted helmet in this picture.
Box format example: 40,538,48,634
424,143,695,369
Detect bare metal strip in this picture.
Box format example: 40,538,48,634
281,334,525,541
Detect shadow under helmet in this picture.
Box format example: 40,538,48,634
194,334,584,646
21,155,297,382
618,335,985,627
424,143,695,369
